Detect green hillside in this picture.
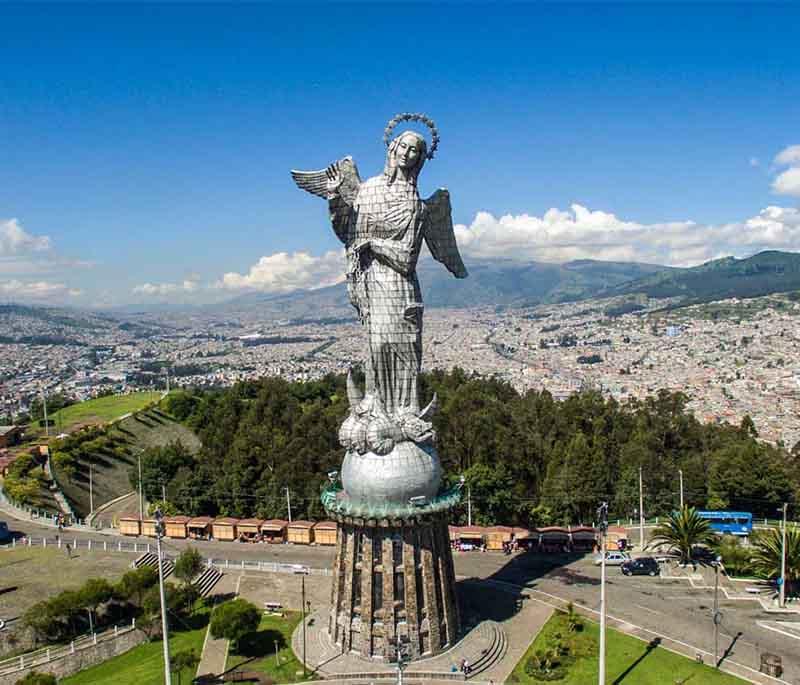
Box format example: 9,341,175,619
51,405,201,519
609,250,800,303
41,391,163,434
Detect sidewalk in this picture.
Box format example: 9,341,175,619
196,572,241,679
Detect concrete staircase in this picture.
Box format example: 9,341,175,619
194,565,224,597
134,551,175,579
464,621,507,678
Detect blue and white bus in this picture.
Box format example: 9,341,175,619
697,510,753,536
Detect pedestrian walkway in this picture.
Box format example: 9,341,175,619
196,572,240,679
293,579,552,682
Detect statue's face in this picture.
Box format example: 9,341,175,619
395,134,422,170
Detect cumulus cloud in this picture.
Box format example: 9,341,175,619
0,218,51,256
216,250,345,293
132,279,200,296
772,167,800,198
454,204,800,267
775,145,800,167
772,144,800,198
0,279,81,299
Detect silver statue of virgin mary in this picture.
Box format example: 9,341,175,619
292,113,467,504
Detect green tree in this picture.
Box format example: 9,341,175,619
15,672,58,685
170,649,200,685
750,526,800,598
209,599,260,650
117,566,158,608
647,506,716,564
78,578,114,632
174,547,204,587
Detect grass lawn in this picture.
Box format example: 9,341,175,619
44,392,163,434
0,547,134,628
226,611,312,683
509,610,748,684
62,605,210,685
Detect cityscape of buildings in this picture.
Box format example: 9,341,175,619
2,292,799,449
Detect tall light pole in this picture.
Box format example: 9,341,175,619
780,503,788,609
285,487,293,523
467,485,472,527
89,461,94,515
138,451,144,521
154,509,173,685
639,466,645,550
678,469,684,510
41,386,50,437
597,501,608,685
713,555,722,668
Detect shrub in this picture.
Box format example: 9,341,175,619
210,599,261,650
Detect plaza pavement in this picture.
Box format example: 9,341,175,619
3,509,800,684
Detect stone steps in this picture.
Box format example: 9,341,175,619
464,621,506,679
194,565,224,597
133,551,174,579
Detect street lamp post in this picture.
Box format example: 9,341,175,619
713,555,722,669
597,501,608,685
154,509,173,685
780,503,788,609
678,469,684,510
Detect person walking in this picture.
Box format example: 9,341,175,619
65,542,71,559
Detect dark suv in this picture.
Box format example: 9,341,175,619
621,557,660,577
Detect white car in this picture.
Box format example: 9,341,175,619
594,551,631,566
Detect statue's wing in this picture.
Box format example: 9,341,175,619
423,189,468,279
290,156,361,205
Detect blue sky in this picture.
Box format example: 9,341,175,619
1,2,799,306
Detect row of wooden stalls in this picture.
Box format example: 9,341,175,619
448,525,627,552
117,515,339,545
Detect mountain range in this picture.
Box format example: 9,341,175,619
218,250,800,319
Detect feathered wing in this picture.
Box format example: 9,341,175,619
423,189,468,278
290,156,361,206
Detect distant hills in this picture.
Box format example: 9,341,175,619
5,251,800,325
217,250,800,317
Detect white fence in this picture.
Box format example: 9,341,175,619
1,535,332,575
0,620,136,678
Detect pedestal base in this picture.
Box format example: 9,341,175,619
328,514,460,661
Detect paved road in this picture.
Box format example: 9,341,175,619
3,514,799,683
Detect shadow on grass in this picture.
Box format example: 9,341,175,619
235,628,286,659
612,637,661,684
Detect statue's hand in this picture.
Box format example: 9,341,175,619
353,239,372,254
325,163,343,197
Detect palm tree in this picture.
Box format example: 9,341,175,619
750,526,800,598
647,506,716,564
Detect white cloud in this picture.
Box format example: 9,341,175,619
0,279,81,299
772,167,800,198
454,204,800,267
775,145,800,166
132,279,200,296
771,144,800,198
216,250,345,293
0,218,51,256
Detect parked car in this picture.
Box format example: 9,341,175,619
621,557,660,576
594,551,631,566
0,521,10,544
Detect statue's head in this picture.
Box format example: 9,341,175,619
384,131,427,185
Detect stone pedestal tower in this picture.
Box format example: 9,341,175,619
322,477,462,660
291,112,467,661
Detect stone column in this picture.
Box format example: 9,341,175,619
435,518,458,646
338,526,357,650
420,522,442,653
402,525,421,658
382,531,396,659
359,525,374,657
329,524,345,637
